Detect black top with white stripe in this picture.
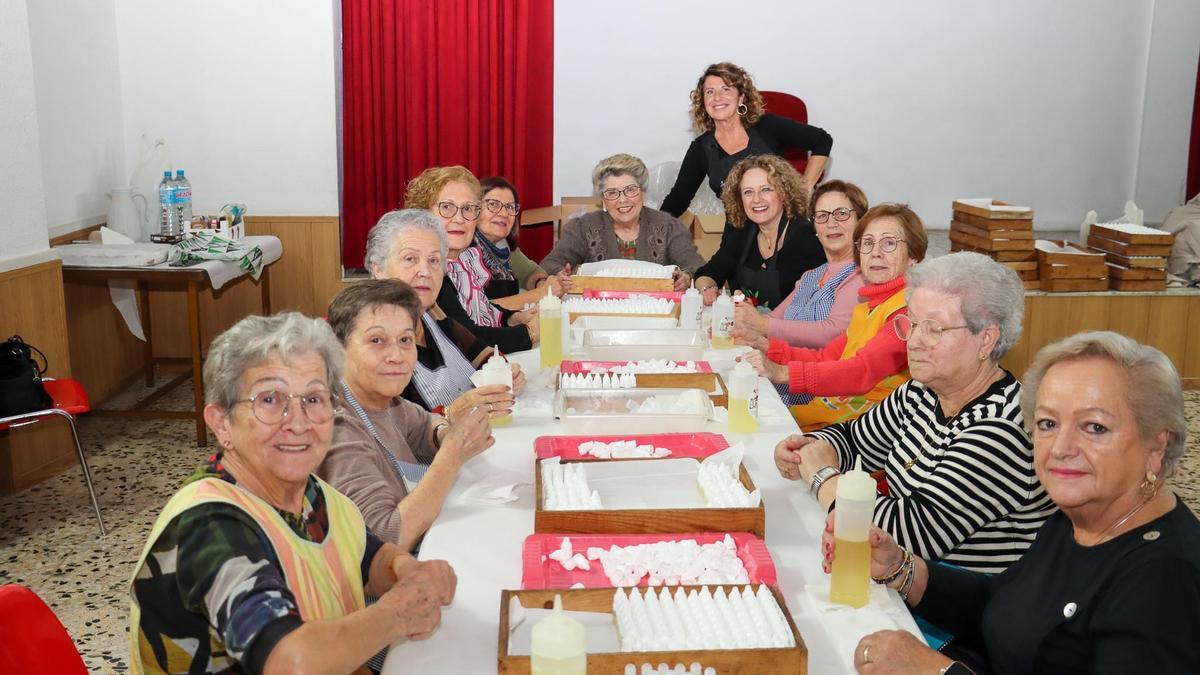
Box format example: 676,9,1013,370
810,370,1057,574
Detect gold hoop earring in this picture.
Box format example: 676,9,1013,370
736,103,748,116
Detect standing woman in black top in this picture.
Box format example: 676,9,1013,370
659,62,832,218
693,155,824,309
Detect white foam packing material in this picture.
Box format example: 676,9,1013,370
577,439,671,459
697,462,761,508
573,534,748,587
564,297,676,315
541,459,603,510
589,266,674,279
560,372,637,389
612,585,794,652
626,390,709,415
623,664,713,675
590,359,701,375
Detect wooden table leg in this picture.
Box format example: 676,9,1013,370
187,280,207,447
260,265,272,315
139,280,155,387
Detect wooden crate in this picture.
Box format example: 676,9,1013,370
1091,223,1175,246
1109,279,1167,292
1000,260,1038,271
951,209,1033,231
498,585,808,674
951,199,1034,221
1097,250,1168,269
1041,278,1109,292
950,220,1034,240
1106,264,1168,281
949,242,1037,262
1086,234,1173,258
571,276,675,293
948,229,1034,252
534,460,766,538
557,372,729,408
568,307,681,324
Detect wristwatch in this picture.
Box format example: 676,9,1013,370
809,466,841,498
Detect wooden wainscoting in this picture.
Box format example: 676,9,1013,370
999,292,1200,388
63,216,350,405
0,259,78,492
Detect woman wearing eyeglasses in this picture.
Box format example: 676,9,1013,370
130,313,457,674
774,252,1054,577
404,166,536,354
542,153,706,292
473,176,563,307
742,203,925,430
659,62,832,218
693,155,825,310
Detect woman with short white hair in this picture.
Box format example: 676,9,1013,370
840,331,1200,674
776,252,1056,574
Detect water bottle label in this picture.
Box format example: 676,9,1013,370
159,187,176,204
748,389,759,416
175,188,192,201
718,316,734,336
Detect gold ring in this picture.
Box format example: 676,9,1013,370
863,645,871,664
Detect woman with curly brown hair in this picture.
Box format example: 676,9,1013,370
692,155,825,309
659,62,833,218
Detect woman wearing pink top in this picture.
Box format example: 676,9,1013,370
734,180,868,406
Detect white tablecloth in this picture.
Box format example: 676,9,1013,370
382,346,923,674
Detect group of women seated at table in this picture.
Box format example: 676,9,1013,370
128,58,1199,674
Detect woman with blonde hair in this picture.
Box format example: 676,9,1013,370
660,62,832,217
692,154,825,310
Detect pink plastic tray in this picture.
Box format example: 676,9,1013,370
533,432,729,460
559,360,713,375
582,290,684,301
521,532,777,589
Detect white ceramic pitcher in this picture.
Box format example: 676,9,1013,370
107,187,149,241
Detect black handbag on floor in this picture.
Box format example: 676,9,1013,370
0,335,53,417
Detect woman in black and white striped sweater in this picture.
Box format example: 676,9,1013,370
774,252,1057,574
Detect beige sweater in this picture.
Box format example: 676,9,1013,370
317,398,438,544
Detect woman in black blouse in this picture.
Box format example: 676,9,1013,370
693,155,824,309
829,331,1199,675
659,62,832,217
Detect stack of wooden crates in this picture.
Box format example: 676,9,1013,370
1087,223,1175,291
949,200,1038,288
1035,240,1109,292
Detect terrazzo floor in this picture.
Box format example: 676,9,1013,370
2,377,1199,673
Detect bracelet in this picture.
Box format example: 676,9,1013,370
433,420,450,447
872,548,911,585
897,557,917,602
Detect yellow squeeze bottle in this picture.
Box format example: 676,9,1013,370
539,288,563,369
530,594,587,675
829,458,876,608
710,290,735,349
727,359,759,433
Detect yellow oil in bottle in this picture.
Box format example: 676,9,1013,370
728,396,758,433
711,335,734,349
489,414,513,428
829,536,871,608
531,654,586,675
539,314,563,368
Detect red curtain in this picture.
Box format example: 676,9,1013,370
341,0,554,270
1189,50,1200,201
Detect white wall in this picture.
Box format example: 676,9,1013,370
0,0,51,269
1134,0,1200,221
556,0,1172,229
26,0,126,236
113,0,340,215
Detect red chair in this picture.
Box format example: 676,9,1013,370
759,91,817,178
0,378,104,535
0,584,89,674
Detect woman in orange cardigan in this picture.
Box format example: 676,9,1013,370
742,203,927,431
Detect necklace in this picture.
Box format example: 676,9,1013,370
1086,492,1156,546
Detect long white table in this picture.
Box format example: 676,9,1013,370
383,347,921,673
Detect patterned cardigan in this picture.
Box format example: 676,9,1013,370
540,207,706,276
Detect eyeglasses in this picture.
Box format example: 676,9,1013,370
482,198,520,216
435,201,481,221
856,236,906,254
814,208,854,224
893,315,969,345
232,389,337,425
601,185,642,201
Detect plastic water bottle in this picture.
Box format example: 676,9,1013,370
157,170,178,236
680,283,702,329
173,170,193,229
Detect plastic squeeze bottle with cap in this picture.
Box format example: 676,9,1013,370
710,290,735,349
680,283,703,330
539,287,564,369
727,358,759,433
474,347,514,427
530,594,587,675
829,458,877,608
